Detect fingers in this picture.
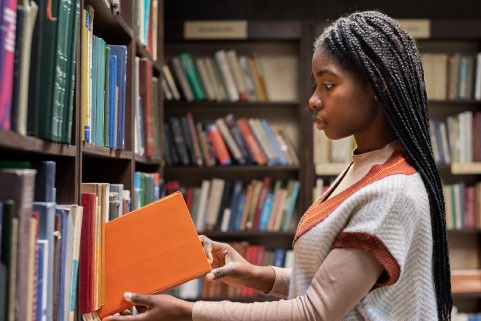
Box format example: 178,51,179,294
205,267,229,281
124,292,152,307
119,309,132,316
102,314,143,321
199,235,214,264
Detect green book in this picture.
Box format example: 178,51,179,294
104,46,111,147
63,0,81,144
179,52,206,101
0,161,30,169
152,78,160,158
38,0,60,140
51,0,74,142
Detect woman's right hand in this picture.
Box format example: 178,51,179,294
199,235,256,288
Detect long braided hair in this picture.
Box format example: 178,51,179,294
314,10,452,320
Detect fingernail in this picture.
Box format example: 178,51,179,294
124,292,132,301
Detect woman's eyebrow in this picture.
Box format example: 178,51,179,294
315,69,337,77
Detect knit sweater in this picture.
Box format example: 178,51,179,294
193,142,437,320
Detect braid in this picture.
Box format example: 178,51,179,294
315,11,452,320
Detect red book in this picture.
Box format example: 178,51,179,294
253,177,272,230
80,193,97,314
241,246,255,297
465,187,475,228
237,118,267,166
139,58,155,156
185,188,194,211
207,124,231,165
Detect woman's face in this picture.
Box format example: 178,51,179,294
309,50,380,141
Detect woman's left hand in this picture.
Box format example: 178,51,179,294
102,292,194,321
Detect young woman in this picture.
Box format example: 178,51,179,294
104,10,452,321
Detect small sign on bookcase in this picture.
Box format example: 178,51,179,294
184,20,248,39
397,19,431,39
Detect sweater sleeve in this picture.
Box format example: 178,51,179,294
265,266,291,299
192,248,383,321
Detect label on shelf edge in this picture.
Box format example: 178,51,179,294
184,20,248,39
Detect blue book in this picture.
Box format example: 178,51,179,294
282,181,301,232
107,45,127,149
33,202,56,321
108,55,117,148
261,119,287,165
56,207,70,321
36,240,48,321
134,172,141,190
233,193,246,231
258,194,273,232
273,249,286,267
228,180,243,231
31,161,56,202
224,114,255,165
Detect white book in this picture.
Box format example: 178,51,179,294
226,50,248,100
171,56,194,102
162,65,181,100
284,250,294,269
215,50,239,101
215,118,244,164
195,58,216,100
205,57,226,101
196,180,211,232
17,3,38,135
160,76,173,100
220,208,231,232
465,111,473,162
432,54,448,100
249,118,277,165
447,116,459,162
205,178,225,230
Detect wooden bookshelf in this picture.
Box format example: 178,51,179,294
451,163,481,175
82,142,133,159
0,130,77,157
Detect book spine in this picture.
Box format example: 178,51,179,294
171,57,194,102
258,194,273,232
0,0,17,130
104,46,110,147
224,114,254,164
207,124,231,166
108,55,117,148
139,58,155,156
215,118,244,165
237,118,267,165
214,50,239,102
186,113,203,166
179,52,206,101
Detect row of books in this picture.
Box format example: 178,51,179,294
429,111,481,164
0,0,79,143
164,113,299,167
133,58,161,157
313,126,355,164
443,182,481,230
0,161,85,321
135,0,159,60
421,52,481,101
0,159,167,321
81,6,128,149
166,177,300,233
162,50,270,102
169,243,294,299
452,307,481,321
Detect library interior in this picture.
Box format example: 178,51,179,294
0,0,480,320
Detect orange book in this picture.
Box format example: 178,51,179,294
96,191,211,318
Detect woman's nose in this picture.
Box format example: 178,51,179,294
309,93,322,110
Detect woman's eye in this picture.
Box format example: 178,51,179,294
323,83,334,90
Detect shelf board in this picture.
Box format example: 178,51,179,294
452,292,481,299
451,163,481,175
164,165,299,174
135,39,161,73
85,0,133,42
82,142,132,159
0,130,77,157
165,100,300,109
429,99,481,105
448,229,481,233
135,154,162,165
315,163,348,176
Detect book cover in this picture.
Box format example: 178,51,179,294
139,58,154,156
79,193,96,314
179,116,197,166
0,169,36,321
107,45,127,149
0,0,18,130
96,192,211,318
207,124,231,166
104,46,111,147
214,50,239,101
31,161,56,203
186,113,203,167
10,7,25,133
237,118,267,165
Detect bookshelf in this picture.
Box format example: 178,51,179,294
0,0,163,318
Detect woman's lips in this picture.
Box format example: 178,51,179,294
313,114,326,130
